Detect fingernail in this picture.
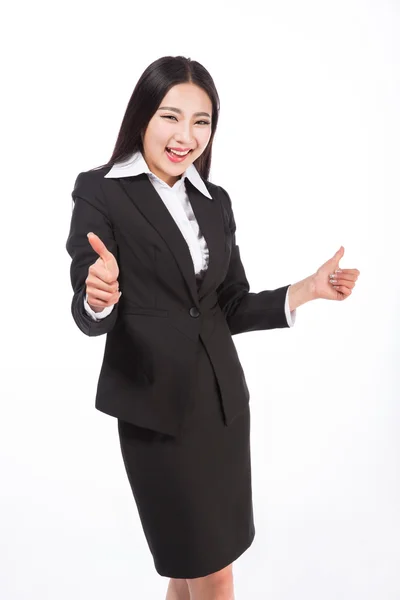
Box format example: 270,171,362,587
335,269,342,273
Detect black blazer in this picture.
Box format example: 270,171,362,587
66,167,291,437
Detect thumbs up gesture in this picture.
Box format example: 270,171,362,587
85,232,121,312
312,246,360,301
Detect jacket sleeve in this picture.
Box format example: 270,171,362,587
65,171,119,337
216,185,292,336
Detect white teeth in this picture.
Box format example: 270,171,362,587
167,148,190,156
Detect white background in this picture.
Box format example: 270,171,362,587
2,0,399,598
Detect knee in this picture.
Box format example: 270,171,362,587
166,578,190,600
186,564,233,598
208,564,233,587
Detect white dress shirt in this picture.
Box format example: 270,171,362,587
83,151,296,327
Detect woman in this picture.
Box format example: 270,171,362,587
66,55,360,600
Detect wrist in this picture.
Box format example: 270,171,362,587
89,304,106,313
288,274,317,311
85,291,107,313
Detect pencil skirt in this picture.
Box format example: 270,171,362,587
117,336,255,579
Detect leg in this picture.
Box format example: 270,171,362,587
165,578,191,600
186,563,235,600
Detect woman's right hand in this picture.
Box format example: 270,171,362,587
85,232,121,312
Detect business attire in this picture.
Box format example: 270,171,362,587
66,150,296,578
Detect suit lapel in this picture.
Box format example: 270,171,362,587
185,178,225,300
118,174,226,305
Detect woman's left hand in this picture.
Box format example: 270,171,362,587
312,246,360,301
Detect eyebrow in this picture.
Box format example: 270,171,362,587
158,106,211,118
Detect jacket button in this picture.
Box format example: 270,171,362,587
189,307,200,318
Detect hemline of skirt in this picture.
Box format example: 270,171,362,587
153,524,256,579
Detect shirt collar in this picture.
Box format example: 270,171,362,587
103,150,212,199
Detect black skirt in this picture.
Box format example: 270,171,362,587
117,335,255,579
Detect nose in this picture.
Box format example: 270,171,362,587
175,121,194,145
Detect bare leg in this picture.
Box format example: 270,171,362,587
165,578,191,600
186,563,235,600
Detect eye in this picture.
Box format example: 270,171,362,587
161,116,210,125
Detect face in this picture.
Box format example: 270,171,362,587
142,82,213,186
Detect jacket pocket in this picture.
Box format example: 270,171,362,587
122,307,169,317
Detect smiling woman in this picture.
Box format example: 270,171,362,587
67,55,292,600
67,52,361,600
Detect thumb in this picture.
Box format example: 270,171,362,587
334,245,345,260
87,232,115,264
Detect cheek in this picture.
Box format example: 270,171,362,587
156,123,171,145
145,121,169,148
196,129,212,151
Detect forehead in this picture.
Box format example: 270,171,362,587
160,83,212,112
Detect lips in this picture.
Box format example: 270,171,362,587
165,147,193,163
166,147,192,156
167,147,191,153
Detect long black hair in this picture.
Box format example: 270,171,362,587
92,56,220,181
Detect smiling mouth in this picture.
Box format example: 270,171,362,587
165,147,193,157
165,148,194,164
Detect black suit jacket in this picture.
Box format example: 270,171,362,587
66,167,291,436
